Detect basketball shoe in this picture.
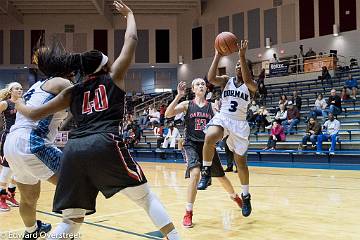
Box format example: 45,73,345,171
230,194,243,209
0,195,10,211
183,210,193,228
197,167,211,190
241,193,252,217
6,192,19,207
23,220,52,240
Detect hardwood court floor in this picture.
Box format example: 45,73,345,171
1,163,359,240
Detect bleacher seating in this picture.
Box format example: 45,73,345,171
128,68,360,164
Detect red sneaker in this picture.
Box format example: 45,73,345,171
6,192,19,207
231,194,243,209
0,195,10,211
182,210,193,228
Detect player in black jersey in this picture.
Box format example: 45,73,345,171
0,82,22,211
165,79,243,228
15,1,180,239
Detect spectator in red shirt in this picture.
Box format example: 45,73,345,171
263,120,286,150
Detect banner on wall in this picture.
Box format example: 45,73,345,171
269,62,289,76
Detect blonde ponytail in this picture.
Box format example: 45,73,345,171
0,82,21,101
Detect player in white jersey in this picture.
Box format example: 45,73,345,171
198,40,257,217
4,46,74,239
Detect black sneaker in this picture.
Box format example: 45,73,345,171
23,220,52,240
197,167,211,190
241,193,252,217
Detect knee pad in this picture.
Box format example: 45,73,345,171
0,167,12,184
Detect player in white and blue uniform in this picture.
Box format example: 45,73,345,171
4,57,74,239
198,40,257,218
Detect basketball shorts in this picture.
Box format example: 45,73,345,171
1,131,9,167
207,114,250,156
53,133,147,215
4,128,62,185
183,140,225,178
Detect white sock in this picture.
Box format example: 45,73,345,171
26,223,38,233
186,202,193,211
242,185,249,196
46,219,81,240
166,228,180,240
8,183,16,189
203,161,212,167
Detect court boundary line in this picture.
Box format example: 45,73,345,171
36,210,162,240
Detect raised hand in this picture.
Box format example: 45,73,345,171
113,0,132,17
238,40,248,57
177,81,187,97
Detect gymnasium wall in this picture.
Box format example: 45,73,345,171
0,0,360,89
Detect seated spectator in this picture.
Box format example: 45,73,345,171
282,101,300,134
162,122,180,149
325,89,342,116
148,106,160,127
247,100,260,125
341,86,351,101
274,104,287,124
316,113,340,155
127,123,141,148
344,74,358,99
299,117,321,150
319,66,331,86
154,123,164,149
309,93,327,119
305,47,316,59
291,90,302,111
255,106,271,133
159,103,167,124
263,120,286,150
139,108,149,127
278,94,288,107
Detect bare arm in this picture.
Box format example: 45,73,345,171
15,86,73,121
238,40,257,93
207,50,228,88
0,101,8,113
110,1,137,90
165,81,189,118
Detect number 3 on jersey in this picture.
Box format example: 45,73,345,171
228,101,238,112
82,85,109,114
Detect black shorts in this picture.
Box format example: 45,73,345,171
183,140,225,178
53,133,147,215
0,132,9,167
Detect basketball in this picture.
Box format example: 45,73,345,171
215,32,239,56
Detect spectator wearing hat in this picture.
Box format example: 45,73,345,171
282,101,300,134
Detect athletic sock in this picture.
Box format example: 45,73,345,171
26,223,38,233
47,219,82,240
166,228,180,240
203,161,212,167
8,186,16,194
242,185,249,196
186,203,193,211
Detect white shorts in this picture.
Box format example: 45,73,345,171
207,114,250,156
4,128,62,185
